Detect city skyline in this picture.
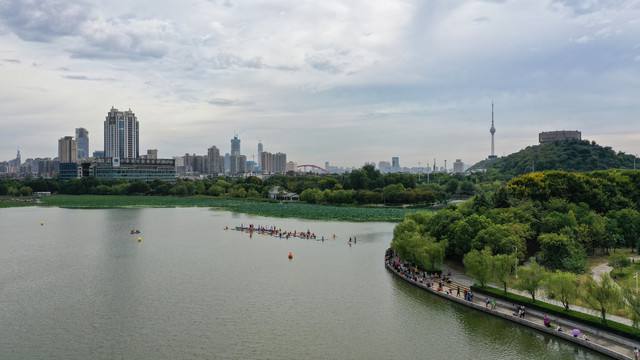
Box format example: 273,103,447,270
1,1,640,166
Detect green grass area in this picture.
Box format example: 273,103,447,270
31,195,424,222
585,249,636,270
472,285,640,341
610,259,640,292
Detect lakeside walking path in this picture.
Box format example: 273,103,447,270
387,257,640,359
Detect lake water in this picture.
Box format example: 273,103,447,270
0,207,607,359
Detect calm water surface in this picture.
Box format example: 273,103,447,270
0,207,606,359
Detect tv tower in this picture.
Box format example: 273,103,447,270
489,102,497,159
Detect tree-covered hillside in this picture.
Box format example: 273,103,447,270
470,139,638,178
391,170,640,274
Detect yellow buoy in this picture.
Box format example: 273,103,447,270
41,222,44,226
138,237,142,242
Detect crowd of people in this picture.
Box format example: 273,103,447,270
384,248,473,300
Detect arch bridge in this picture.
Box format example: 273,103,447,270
296,164,329,174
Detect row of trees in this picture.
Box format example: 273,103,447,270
463,249,640,326
1,164,489,205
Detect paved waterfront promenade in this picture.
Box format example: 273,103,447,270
386,258,640,360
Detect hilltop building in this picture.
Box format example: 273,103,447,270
539,130,581,143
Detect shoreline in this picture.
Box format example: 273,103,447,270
386,260,636,360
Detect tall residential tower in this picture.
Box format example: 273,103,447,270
104,107,139,159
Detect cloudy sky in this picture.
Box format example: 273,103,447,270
1,0,639,169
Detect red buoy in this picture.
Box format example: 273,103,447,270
288,252,293,259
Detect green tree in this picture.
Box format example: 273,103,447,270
491,186,511,208
541,211,577,234
450,214,492,259
472,224,525,257
18,186,33,196
493,253,515,293
459,181,475,196
382,183,406,204
608,253,631,275
621,286,640,328
538,233,582,271
422,239,448,271
463,248,493,287
543,270,579,311
514,259,546,302
582,273,622,323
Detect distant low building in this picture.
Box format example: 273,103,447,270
268,186,299,201
60,157,177,181
539,130,581,143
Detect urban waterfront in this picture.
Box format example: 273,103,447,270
1,207,607,359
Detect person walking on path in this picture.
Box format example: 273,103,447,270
635,347,639,360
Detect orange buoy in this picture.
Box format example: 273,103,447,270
288,252,293,259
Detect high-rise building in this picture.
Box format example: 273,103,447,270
453,159,464,174
274,152,287,173
58,136,78,163
489,103,497,159
10,148,21,169
229,154,247,174
261,151,273,173
208,146,221,175
391,157,400,172
231,135,241,155
104,107,139,159
378,161,390,173
258,141,263,168
75,127,89,160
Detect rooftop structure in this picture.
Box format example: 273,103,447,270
539,130,582,143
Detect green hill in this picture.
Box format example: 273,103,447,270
470,139,638,178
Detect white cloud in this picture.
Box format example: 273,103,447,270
1,0,640,167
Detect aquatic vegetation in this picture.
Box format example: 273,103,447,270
37,195,425,221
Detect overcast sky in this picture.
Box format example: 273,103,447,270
1,0,639,168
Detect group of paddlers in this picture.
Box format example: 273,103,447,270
226,224,335,241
